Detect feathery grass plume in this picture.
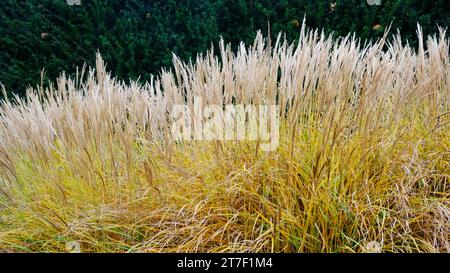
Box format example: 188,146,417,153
0,22,448,252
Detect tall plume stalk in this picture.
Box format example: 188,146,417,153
0,22,448,253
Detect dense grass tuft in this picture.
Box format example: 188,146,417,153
0,23,448,252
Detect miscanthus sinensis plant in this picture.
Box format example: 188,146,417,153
0,22,448,253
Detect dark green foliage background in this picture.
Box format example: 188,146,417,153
0,0,448,96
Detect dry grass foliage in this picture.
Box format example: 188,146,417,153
0,22,448,252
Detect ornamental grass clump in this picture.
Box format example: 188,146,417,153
0,22,448,252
